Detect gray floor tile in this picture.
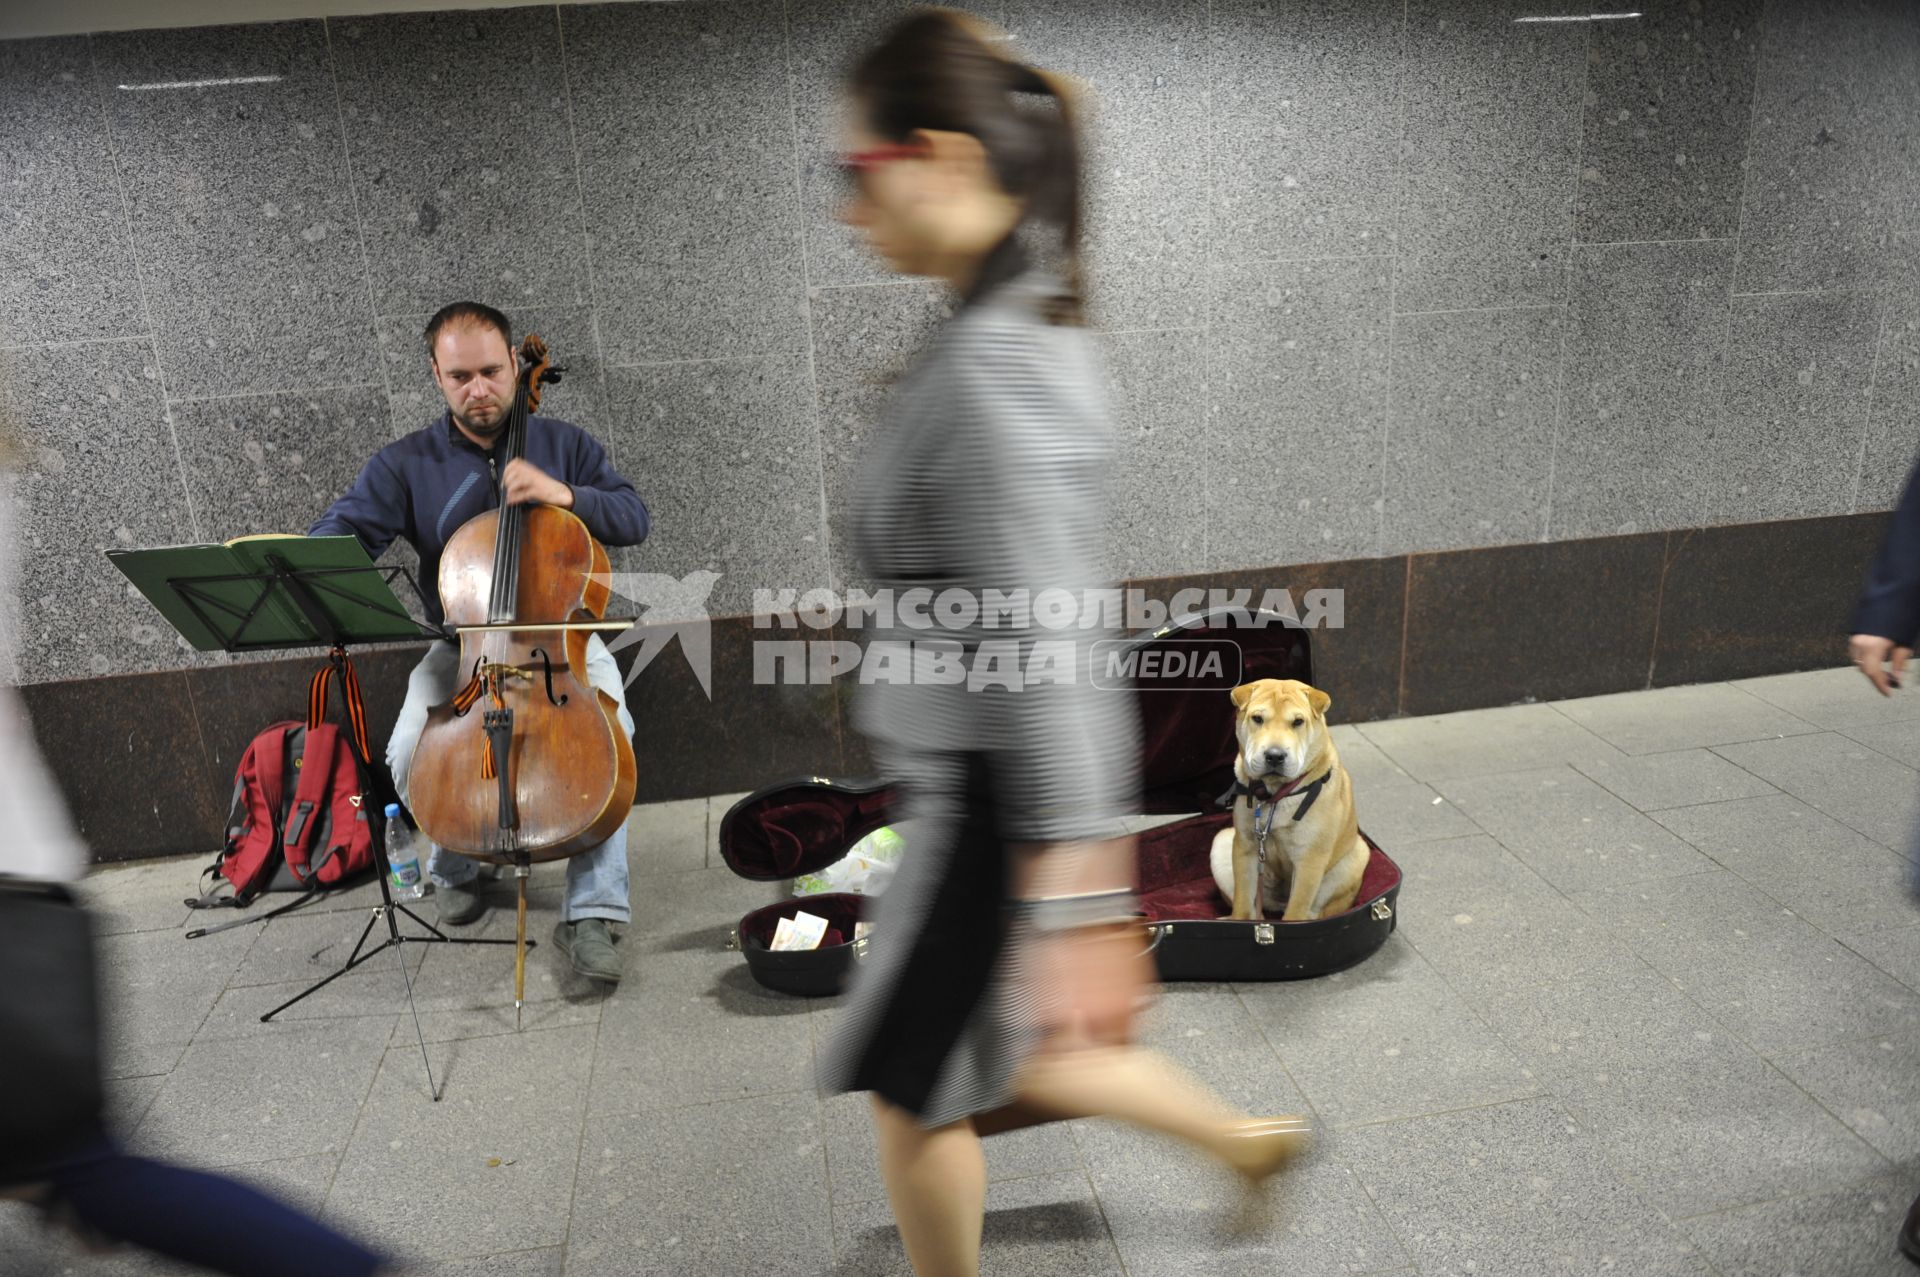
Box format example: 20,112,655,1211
325,1025,595,1263
196,967,437,1042
568,1094,832,1277
52,676,1920,1274
1841,924,1920,992
627,797,707,876
1714,732,1920,850
707,792,754,823
107,1071,169,1134
587,947,814,1120
1467,961,1745,1087
1554,683,1818,755
834,1171,1121,1277
1340,1098,1716,1276
1350,782,1482,848
1391,837,1644,1001
410,1250,566,1277
133,1017,393,1169
1084,1122,1409,1277
380,886,609,1044
1652,794,1920,935
1512,1042,1887,1218
1848,718,1920,772
1235,936,1542,1129
1773,1032,1920,1164
1330,724,1413,791
1735,667,1920,730
1574,748,1782,813
224,901,432,988
79,856,204,936
626,864,789,958
1435,766,1719,893
196,888,601,1046
1571,871,1920,1056
1357,703,1629,783
1678,1174,1916,1276
822,1089,1082,1208
97,926,247,1080
212,1152,343,1218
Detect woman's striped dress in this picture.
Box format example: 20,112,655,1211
817,270,1141,1128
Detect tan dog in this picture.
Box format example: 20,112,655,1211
1210,678,1369,922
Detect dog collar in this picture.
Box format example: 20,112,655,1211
1217,769,1332,824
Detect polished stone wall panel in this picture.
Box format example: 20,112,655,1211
0,37,144,347
328,6,590,319
0,0,1902,772
91,21,379,400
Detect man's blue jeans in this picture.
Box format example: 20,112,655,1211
388,637,633,924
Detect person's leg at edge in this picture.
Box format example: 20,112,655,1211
44,1137,386,1277
386,642,479,894
872,1096,986,1277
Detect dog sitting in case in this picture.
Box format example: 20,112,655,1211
1210,678,1370,922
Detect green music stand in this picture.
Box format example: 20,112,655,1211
110,535,512,1100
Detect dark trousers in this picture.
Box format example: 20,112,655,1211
30,1135,384,1277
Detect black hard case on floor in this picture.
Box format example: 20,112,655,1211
717,610,1402,995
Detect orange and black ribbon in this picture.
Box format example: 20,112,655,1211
307,646,373,766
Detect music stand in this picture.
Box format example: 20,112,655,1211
110,537,517,1100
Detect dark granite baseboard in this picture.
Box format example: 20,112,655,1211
21,510,1891,861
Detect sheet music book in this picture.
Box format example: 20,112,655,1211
108,535,425,652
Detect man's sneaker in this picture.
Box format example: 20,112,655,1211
435,880,486,927
554,918,621,984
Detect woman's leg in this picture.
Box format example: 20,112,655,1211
873,1096,987,1277
1010,1046,1307,1177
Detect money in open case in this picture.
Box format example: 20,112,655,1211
716,608,1401,995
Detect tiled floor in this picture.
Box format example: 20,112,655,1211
7,666,1920,1276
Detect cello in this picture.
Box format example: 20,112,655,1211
408,335,637,1021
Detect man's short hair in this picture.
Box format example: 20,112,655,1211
424,301,512,358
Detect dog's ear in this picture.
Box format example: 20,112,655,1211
1306,686,1332,718
1230,682,1255,711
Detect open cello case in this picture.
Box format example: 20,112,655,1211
717,608,1403,995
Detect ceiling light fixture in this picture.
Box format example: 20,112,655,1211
117,75,282,91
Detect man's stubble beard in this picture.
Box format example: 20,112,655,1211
453,404,506,441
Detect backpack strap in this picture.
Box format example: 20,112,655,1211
282,721,341,886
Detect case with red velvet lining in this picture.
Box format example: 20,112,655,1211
717,609,1401,995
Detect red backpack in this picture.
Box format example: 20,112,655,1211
193,720,376,907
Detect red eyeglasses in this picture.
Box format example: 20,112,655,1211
835,143,927,192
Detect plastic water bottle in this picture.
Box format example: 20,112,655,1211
384,804,426,900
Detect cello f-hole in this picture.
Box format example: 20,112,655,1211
529,647,568,707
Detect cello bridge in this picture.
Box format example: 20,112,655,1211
480,662,538,684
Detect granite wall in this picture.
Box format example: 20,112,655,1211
2,0,1915,684
2,0,1917,855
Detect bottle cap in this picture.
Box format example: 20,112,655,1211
384,803,401,818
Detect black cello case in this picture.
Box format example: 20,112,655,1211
717,608,1402,995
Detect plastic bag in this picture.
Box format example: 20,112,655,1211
793,825,905,897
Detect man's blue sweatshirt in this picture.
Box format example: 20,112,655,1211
310,412,649,627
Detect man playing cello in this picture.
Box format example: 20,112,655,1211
310,301,648,985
